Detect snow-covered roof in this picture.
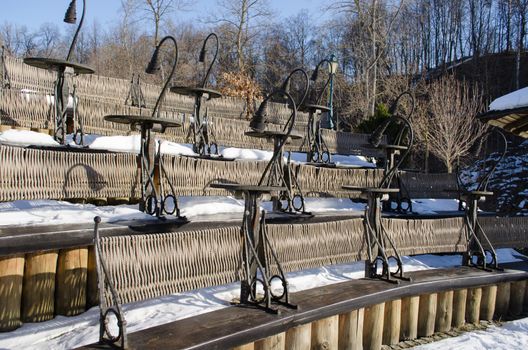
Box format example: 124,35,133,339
489,87,528,111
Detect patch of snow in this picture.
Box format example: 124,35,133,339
489,87,528,111
0,129,59,147
221,147,274,161
159,141,197,156
411,199,461,213
88,134,142,153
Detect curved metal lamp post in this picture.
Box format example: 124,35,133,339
23,0,94,145
171,33,223,158
250,68,309,214
343,91,415,284
300,58,336,164
208,69,310,313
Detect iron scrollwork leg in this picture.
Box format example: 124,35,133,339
93,216,128,349
364,192,410,284
237,191,297,313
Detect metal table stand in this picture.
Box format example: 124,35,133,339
104,115,186,220
210,183,296,314
23,58,94,145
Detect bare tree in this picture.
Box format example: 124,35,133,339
133,0,190,46
211,0,271,72
426,76,488,173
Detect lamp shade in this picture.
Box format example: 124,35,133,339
145,47,161,74
250,100,268,132
199,47,206,63
64,0,77,24
310,67,319,82
328,55,338,74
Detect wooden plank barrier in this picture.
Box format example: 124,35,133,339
452,289,467,327
417,293,437,337
312,315,339,350
494,282,511,319
21,251,58,322
382,299,401,345
400,295,419,340
363,303,384,350
86,246,98,308
509,280,526,317
465,287,482,324
0,255,24,331
480,285,498,321
435,290,453,332
338,309,364,350
55,247,88,316
285,323,311,350
254,332,285,350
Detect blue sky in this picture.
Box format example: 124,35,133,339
0,0,327,31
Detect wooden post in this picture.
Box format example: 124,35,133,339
418,293,437,337
435,291,453,333
254,332,285,350
509,280,526,317
312,315,339,350
465,288,482,324
86,246,98,307
22,251,58,322
285,324,311,350
363,303,384,350
383,299,401,345
233,344,255,350
495,282,511,320
0,255,25,331
452,289,467,328
480,285,497,321
338,309,364,350
524,280,528,313
55,247,88,316
400,296,419,340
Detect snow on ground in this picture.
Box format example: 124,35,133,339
414,317,528,350
0,129,59,147
0,248,524,350
489,87,528,111
0,196,470,228
0,131,376,167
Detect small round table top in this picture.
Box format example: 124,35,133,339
104,115,182,128
342,185,400,194
380,144,409,151
245,129,303,140
170,86,222,99
210,183,287,193
299,104,331,113
24,57,95,75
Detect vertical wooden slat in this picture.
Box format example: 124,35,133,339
86,246,98,307
418,293,437,337
232,344,254,350
382,299,401,345
363,303,384,350
509,280,526,317
338,309,364,350
435,291,453,332
400,296,419,340
312,315,339,350
285,324,311,350
22,251,58,322
480,285,497,321
495,282,511,320
452,289,467,327
255,332,285,350
465,288,482,324
0,255,25,331
55,247,88,316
